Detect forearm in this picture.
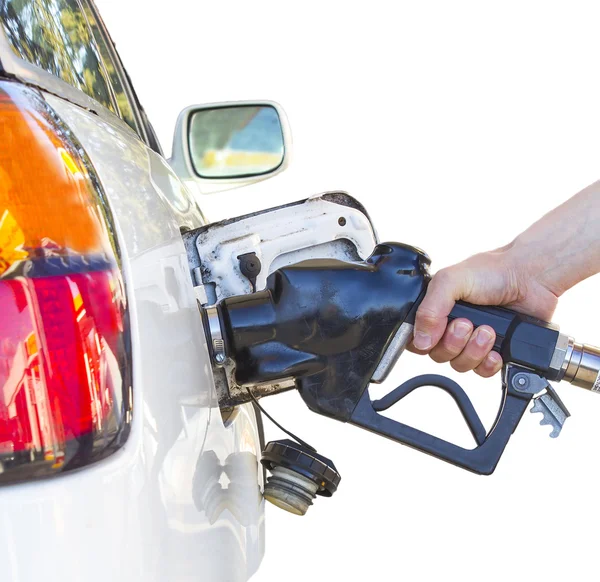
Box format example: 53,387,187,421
508,181,600,297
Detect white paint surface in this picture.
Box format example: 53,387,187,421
0,91,265,582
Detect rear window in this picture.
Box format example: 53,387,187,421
0,0,116,113
81,2,139,131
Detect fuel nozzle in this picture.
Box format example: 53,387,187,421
205,241,600,479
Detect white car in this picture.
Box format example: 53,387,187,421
0,1,330,580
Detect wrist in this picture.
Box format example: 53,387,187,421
493,236,559,320
506,183,600,296
489,237,537,301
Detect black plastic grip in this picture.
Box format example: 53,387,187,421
448,301,561,380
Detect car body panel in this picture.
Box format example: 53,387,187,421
0,89,265,581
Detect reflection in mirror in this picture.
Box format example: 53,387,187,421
188,105,284,179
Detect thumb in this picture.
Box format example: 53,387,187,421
412,268,468,352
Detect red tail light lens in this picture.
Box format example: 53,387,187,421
0,81,132,483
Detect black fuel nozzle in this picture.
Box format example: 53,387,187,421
208,242,600,480
218,242,431,419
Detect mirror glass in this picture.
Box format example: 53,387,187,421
188,105,284,179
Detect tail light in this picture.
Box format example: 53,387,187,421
0,81,132,484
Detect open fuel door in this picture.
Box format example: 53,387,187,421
182,192,378,408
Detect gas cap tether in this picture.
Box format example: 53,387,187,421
245,387,341,515
261,439,340,516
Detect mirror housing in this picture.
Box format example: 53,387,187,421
170,101,292,195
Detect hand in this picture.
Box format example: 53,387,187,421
410,181,600,376
410,244,559,376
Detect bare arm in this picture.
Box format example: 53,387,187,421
412,181,600,376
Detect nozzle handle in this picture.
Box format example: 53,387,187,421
448,301,561,380
350,365,535,475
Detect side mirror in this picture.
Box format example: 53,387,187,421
170,101,291,195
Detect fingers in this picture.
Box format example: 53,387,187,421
449,325,497,373
429,318,473,363
475,351,503,378
413,268,468,353
428,319,503,375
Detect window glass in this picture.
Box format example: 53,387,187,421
81,2,139,132
0,0,116,113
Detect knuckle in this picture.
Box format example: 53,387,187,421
474,365,493,378
474,352,503,378
461,346,484,364
432,267,455,287
450,360,470,373
457,344,488,369
429,349,450,363
415,308,440,330
440,338,465,359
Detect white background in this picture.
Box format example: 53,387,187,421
96,1,600,580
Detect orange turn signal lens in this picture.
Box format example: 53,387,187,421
0,81,132,484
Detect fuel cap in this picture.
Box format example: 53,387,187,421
261,439,341,515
